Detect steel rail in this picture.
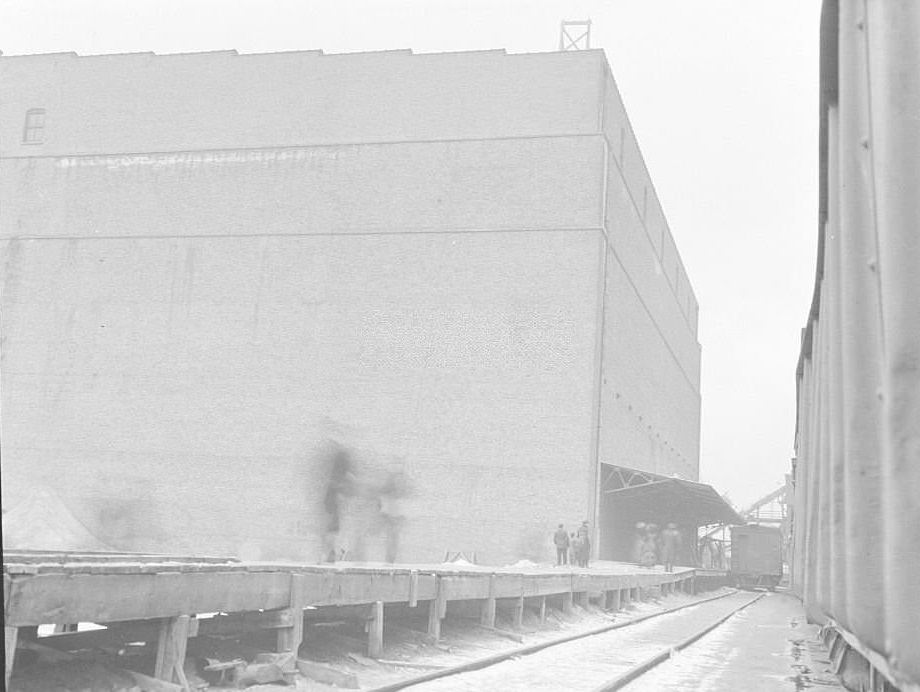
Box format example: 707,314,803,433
592,592,764,691
364,588,744,692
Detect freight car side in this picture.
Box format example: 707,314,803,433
730,525,782,590
790,2,920,690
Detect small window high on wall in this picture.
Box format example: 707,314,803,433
22,108,46,144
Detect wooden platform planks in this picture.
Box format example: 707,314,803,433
4,570,292,626
3,558,695,629
3,558,697,689
297,569,437,607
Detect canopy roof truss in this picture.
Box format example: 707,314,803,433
600,463,744,527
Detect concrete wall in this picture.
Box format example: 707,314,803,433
600,72,699,336
1,132,605,564
1,228,602,564
0,49,604,157
4,137,602,238
1,48,701,564
595,71,702,483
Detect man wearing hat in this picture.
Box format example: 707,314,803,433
553,524,570,566
661,523,682,573
577,520,591,568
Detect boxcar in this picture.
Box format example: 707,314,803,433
730,524,783,590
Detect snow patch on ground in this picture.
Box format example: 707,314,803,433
506,559,539,568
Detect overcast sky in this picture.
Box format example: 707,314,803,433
0,1,821,509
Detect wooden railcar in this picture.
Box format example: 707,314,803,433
730,524,782,590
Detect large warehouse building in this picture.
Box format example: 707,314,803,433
0,48,709,564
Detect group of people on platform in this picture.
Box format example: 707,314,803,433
633,521,683,572
553,521,592,567
553,520,684,571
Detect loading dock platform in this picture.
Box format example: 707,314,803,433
3,551,695,689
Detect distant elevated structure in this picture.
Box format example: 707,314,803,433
740,486,787,526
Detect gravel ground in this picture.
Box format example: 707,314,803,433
620,591,843,692
290,586,715,691
401,591,759,691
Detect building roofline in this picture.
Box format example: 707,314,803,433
0,47,606,61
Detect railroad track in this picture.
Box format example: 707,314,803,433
367,589,764,692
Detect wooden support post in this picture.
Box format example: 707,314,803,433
539,596,547,623
154,615,191,685
5,626,18,690
512,595,524,629
438,582,449,620
480,574,496,627
428,597,440,641
277,574,306,665
427,577,445,641
408,570,419,608
368,601,384,659
621,588,631,606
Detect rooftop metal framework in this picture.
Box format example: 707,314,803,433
740,486,787,525
559,20,592,51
